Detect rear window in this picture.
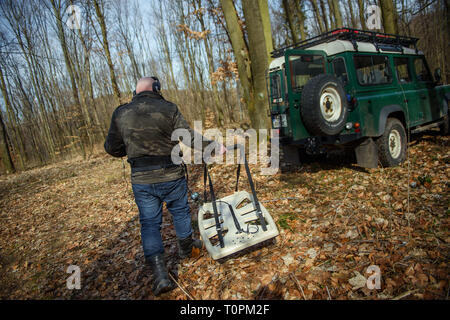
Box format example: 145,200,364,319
289,55,325,92
269,73,282,100
354,55,392,86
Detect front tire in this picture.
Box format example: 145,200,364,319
376,118,407,167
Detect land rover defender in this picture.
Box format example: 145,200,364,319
267,28,449,168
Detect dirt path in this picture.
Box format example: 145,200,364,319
0,132,449,300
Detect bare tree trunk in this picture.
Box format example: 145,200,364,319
258,0,274,62
445,0,450,36
330,0,343,28
194,0,225,126
328,0,337,28
0,63,27,169
93,0,121,102
72,0,105,137
294,0,307,40
1,1,56,160
156,2,178,94
319,0,330,31
0,110,15,173
51,0,94,153
357,0,367,29
380,0,398,33
220,0,254,124
0,66,16,173
310,0,326,33
348,0,357,28
283,0,299,43
50,0,81,111
242,0,271,130
114,0,141,83
116,44,132,94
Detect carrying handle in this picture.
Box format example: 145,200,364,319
206,167,225,248
203,144,267,240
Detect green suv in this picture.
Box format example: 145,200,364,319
268,28,449,168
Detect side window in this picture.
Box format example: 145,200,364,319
333,58,348,85
353,55,392,86
414,58,432,82
394,57,412,83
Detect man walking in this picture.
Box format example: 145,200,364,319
104,77,224,296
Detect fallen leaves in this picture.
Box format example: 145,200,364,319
0,132,449,300
348,271,367,290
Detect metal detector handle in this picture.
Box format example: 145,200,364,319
203,163,225,248
201,145,244,249
228,144,243,192
207,168,225,248
229,144,268,232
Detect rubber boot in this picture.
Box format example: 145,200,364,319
178,235,203,259
147,254,173,296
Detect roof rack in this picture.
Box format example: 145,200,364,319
270,28,419,58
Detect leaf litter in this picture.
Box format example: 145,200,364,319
0,132,449,300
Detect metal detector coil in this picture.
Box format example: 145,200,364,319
198,144,279,260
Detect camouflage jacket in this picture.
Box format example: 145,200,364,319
104,91,216,184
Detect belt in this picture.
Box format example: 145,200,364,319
127,155,179,173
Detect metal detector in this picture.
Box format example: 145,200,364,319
198,144,279,260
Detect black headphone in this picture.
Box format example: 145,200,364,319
151,76,161,93
132,76,161,97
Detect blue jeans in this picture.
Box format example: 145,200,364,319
132,177,193,260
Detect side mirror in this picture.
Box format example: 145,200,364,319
434,68,442,83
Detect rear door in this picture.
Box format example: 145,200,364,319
284,50,328,140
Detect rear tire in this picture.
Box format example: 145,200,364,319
376,118,407,167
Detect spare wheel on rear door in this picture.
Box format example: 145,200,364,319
300,74,348,136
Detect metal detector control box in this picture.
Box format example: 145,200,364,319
197,144,279,260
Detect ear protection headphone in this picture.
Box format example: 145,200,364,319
132,76,161,97
151,76,161,93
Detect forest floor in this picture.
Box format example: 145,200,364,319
0,130,449,300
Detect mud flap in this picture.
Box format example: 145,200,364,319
281,145,300,165
355,138,378,169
